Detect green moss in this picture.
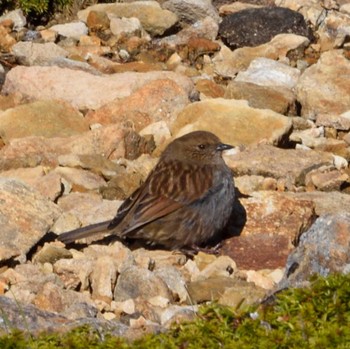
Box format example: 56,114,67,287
0,274,349,348
0,0,72,15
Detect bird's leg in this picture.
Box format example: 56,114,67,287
185,243,222,255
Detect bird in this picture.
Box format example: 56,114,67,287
57,130,235,251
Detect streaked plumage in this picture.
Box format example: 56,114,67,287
57,131,235,250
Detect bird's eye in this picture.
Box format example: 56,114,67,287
197,144,206,150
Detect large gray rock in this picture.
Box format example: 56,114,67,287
279,214,350,289
11,42,68,66
0,295,128,336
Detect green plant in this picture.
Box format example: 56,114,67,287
0,0,72,15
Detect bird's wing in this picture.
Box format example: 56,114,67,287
108,160,216,235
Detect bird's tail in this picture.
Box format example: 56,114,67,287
57,220,111,244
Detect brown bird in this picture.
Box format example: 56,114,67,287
57,130,235,251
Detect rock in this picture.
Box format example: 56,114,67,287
0,166,46,188
160,305,197,327
224,81,296,115
187,276,239,303
176,37,220,65
78,1,178,36
54,257,94,291
308,169,349,191
290,126,325,147
341,3,350,14
226,144,333,186
161,16,219,48
39,29,58,42
0,295,128,336
218,280,266,308
0,179,61,263
0,9,26,30
196,79,225,99
57,192,121,228
0,295,70,333
114,266,172,302
31,282,95,314
101,169,143,200
219,6,313,49
317,10,350,51
193,255,237,281
234,175,278,195
86,10,110,31
286,191,350,216
0,94,19,112
109,16,142,38
0,124,126,167
245,270,275,290
86,79,190,129
296,50,350,120
84,242,134,274
90,256,118,302
3,264,63,304
0,25,16,52
53,167,107,192
316,110,350,131
33,244,72,264
49,21,88,40
139,121,171,147
154,267,188,302
213,34,309,77
111,299,135,316
219,2,262,15
123,130,156,160
2,66,194,110
58,154,120,179
62,301,98,320
162,0,220,25
222,191,315,269
235,57,301,90
171,99,292,147
32,171,63,201
132,249,187,270
0,100,89,143
11,42,69,66
279,214,350,289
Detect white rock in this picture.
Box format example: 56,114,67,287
333,155,348,170
49,21,88,40
109,16,142,37
235,57,301,90
0,9,26,30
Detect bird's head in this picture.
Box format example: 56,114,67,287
163,131,233,165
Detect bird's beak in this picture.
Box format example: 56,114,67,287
216,143,234,151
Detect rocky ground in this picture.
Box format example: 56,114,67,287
0,0,349,340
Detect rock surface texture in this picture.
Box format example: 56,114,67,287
0,0,349,338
